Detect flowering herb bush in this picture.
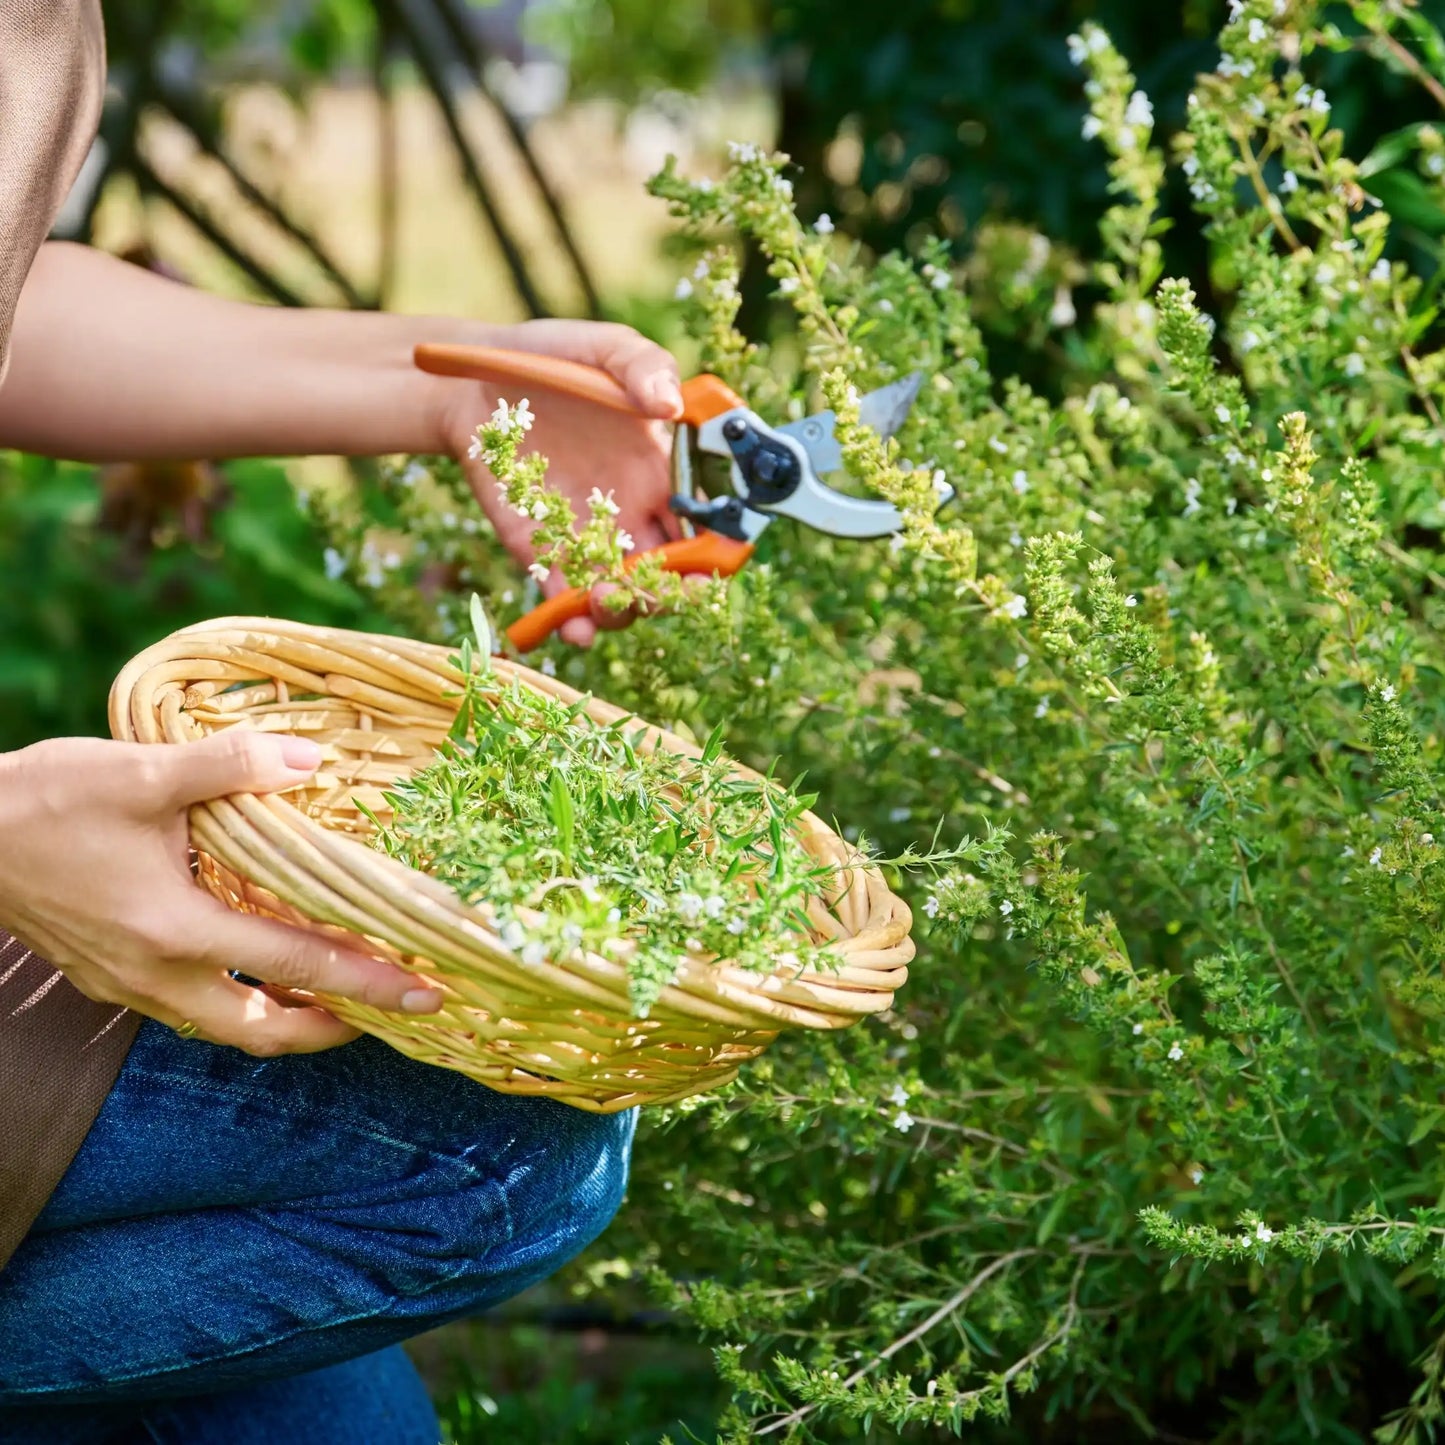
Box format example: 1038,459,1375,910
314,2,1445,1438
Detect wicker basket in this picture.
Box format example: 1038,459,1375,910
108,618,914,1111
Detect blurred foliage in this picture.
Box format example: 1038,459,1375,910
548,1,1440,294
100,0,377,79
429,1318,723,1443
0,453,385,752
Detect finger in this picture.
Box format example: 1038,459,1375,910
582,326,682,419
559,616,596,648
589,583,636,633
180,898,444,1015
147,729,325,814
159,972,361,1056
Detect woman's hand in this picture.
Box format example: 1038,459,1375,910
0,732,444,1054
433,319,686,646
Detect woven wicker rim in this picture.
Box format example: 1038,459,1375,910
108,617,913,1109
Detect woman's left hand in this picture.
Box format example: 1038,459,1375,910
433,319,686,647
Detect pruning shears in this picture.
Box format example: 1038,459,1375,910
413,343,948,652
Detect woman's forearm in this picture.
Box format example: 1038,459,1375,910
0,243,487,461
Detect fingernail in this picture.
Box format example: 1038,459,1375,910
650,377,683,415
402,988,444,1014
281,737,323,772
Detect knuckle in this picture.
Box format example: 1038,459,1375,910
238,1029,292,1059
262,940,324,992
218,729,271,773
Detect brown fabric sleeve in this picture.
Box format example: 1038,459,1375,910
0,0,106,387
0,934,140,1270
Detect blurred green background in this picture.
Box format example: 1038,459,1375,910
5,2,1442,1439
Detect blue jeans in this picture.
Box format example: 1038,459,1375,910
0,1019,637,1437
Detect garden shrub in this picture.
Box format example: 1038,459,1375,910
318,1,1445,1438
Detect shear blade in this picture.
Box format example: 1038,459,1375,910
775,372,924,476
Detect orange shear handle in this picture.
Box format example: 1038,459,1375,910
505,533,754,653
414,343,743,428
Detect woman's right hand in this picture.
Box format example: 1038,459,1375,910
0,731,443,1054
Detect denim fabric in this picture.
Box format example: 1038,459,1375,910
0,1344,441,1445
0,1018,636,1415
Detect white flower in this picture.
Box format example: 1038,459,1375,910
999,900,1015,916
692,258,711,279
530,499,549,521
540,656,557,677
560,923,584,949
1168,1042,1184,1061
889,806,910,822
1012,469,1030,494
1124,90,1154,129
1342,353,1365,377
528,561,549,584
1424,834,1435,846
514,399,534,432
1066,32,1088,65
677,892,704,921
1238,328,1261,355
1248,17,1268,43
725,917,747,936
1371,258,1391,282
1280,169,1300,195
1125,594,1138,608
521,940,547,966
1427,154,1445,178
500,920,526,950
616,529,636,553
1228,0,1244,18
1183,478,1204,518
876,297,895,314
887,1082,910,1107
674,278,693,300
1132,1022,1144,1035
1050,288,1077,328
923,895,940,919
814,213,835,235
1034,698,1050,719
777,276,799,295
1190,1167,1204,1185
989,436,1009,455
588,486,620,515
1003,594,1028,620
892,1109,915,1133
1369,846,1384,868
1015,653,1029,670
322,547,346,580
1255,1222,1273,1243
703,895,726,919
1215,404,1232,424
1081,115,1103,141
1381,683,1397,702
931,270,950,290
726,140,762,162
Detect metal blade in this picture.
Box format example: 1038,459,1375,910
775,372,925,476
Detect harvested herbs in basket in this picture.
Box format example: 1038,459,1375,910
369,602,837,1016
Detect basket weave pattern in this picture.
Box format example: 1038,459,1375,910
109,618,913,1111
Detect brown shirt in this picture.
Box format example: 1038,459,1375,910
0,0,141,1271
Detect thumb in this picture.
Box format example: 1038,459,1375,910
153,729,324,812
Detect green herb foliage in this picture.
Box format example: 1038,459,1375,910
371,617,838,1017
